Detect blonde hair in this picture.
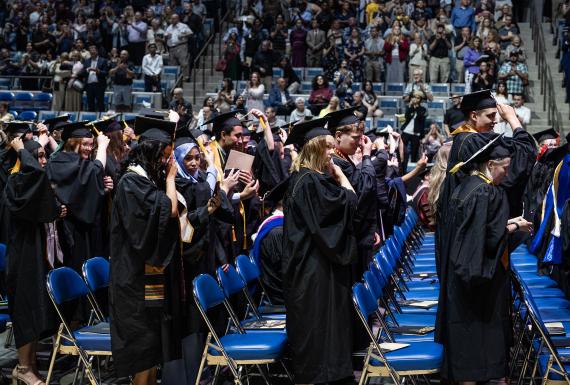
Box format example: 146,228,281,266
291,136,330,173
63,138,82,152
427,143,451,220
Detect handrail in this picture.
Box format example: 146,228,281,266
192,8,231,104
529,2,565,138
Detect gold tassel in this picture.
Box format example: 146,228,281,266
232,225,237,242
449,161,464,174
10,158,20,174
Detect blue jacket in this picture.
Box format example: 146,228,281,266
267,86,292,108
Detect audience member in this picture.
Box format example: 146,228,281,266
142,43,163,92
498,51,528,98
268,77,295,116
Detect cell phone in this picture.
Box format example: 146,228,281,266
213,181,220,198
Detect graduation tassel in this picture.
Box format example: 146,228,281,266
232,225,237,242
9,158,20,174
449,161,464,174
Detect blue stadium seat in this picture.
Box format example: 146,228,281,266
34,92,53,110
17,111,37,121
132,79,145,92
377,117,397,129
373,83,384,94
430,83,450,96
385,83,405,96
13,92,34,110
0,92,14,102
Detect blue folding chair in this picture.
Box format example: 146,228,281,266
236,255,285,314
33,92,53,110
82,257,109,322
79,112,99,121
16,110,37,121
373,83,384,94
385,83,405,96
353,282,442,385
38,110,57,121
13,92,34,110
430,83,450,96
46,267,111,385
0,91,14,103
193,274,291,385
132,79,145,92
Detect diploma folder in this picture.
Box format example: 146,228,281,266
242,319,286,330
389,326,435,335
399,300,438,309
80,322,111,334
379,343,410,354
545,322,566,336
224,150,254,173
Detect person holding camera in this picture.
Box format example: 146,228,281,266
428,24,451,83
401,90,428,173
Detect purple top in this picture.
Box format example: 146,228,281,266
463,48,482,75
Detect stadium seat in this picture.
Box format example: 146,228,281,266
0,92,14,103
79,112,99,121
13,92,34,110
0,78,11,90
373,83,384,94
292,67,304,80
377,116,397,129
385,83,405,96
430,83,450,96
33,92,53,110
132,79,145,92
17,110,37,121
305,67,324,80
38,110,57,121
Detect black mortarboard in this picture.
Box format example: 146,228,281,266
325,107,360,131
23,139,42,153
203,110,245,137
61,121,92,142
275,120,299,134
174,127,198,147
450,132,513,174
134,116,176,144
122,117,136,127
90,115,121,134
3,121,32,137
43,114,70,132
533,128,559,144
263,177,290,204
459,89,497,114
139,108,169,120
284,117,331,147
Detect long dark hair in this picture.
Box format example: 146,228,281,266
120,140,168,187
312,75,329,91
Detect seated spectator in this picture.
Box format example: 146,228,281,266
493,81,512,136
498,51,528,98
308,74,333,115
169,87,193,114
422,123,444,162
318,96,341,117
443,94,464,135
265,106,286,130
512,93,531,128
216,78,235,113
277,56,301,94
109,49,135,112
352,91,369,120
0,48,20,75
497,14,519,49
0,102,15,123
142,43,163,92
471,59,495,92
289,97,313,122
404,68,433,103
196,96,218,127
268,77,295,116
505,35,526,63
361,80,384,118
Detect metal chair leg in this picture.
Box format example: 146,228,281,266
255,364,271,385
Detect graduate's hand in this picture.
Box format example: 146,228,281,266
221,169,240,194
103,176,114,193
278,128,288,143
96,133,110,149
10,137,24,152
240,179,259,200
166,156,177,181
59,205,67,218
207,193,221,214
497,103,520,129
238,170,253,185
361,135,373,156
516,217,534,235
415,152,428,170
249,108,267,125
36,122,48,136
123,126,135,140
373,232,381,247
203,146,215,166
38,132,49,147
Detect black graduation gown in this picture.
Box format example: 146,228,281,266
46,152,105,272
283,168,358,384
109,171,179,377
4,150,59,348
0,147,17,245
435,175,511,382
259,226,285,305
252,138,288,197
332,154,378,274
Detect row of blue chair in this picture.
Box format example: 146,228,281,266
0,92,52,111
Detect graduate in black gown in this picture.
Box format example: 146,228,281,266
282,118,359,385
252,120,290,196
437,133,533,384
46,121,111,273
109,116,180,385
173,135,236,384
4,133,65,385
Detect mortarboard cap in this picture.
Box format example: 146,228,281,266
61,121,93,142
325,107,360,131
263,177,290,204
284,117,331,148
139,108,170,120
174,127,197,148
203,110,245,137
23,139,42,153
3,121,32,137
532,128,559,144
90,115,122,134
43,114,70,132
450,132,513,174
459,89,497,114
134,116,176,144
274,120,299,134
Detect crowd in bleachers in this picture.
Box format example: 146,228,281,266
0,0,224,113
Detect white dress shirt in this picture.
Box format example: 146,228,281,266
165,22,192,47
142,53,163,76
